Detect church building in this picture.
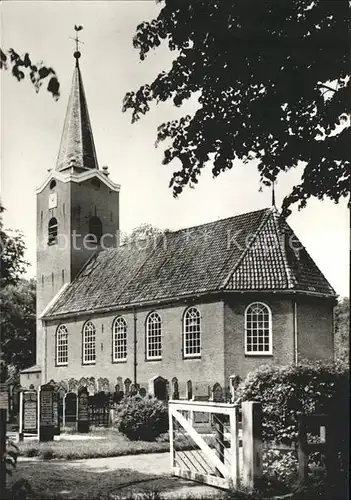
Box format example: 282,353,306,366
21,49,337,399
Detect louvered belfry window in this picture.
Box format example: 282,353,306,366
245,302,272,354
48,217,58,245
146,312,162,360
183,307,201,357
82,321,96,364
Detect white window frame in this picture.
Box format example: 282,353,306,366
146,312,162,360
82,321,96,364
112,316,127,362
244,302,273,355
183,307,202,358
56,325,68,366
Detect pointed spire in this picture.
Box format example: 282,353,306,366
55,36,98,172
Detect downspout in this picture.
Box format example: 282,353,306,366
44,321,48,382
293,301,298,364
133,308,137,385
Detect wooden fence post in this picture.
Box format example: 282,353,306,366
241,401,262,490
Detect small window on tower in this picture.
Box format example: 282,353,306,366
48,217,58,245
50,179,57,189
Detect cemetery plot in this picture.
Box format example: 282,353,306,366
77,387,89,433
64,392,77,426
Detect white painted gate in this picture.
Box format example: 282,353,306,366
168,400,240,490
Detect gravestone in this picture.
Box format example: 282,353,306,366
39,384,54,441
0,384,8,412
138,387,147,398
212,382,223,402
64,392,77,427
53,391,60,435
22,390,38,434
77,387,89,433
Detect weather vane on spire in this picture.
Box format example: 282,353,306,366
70,25,84,61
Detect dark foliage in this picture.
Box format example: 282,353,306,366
0,48,60,99
334,296,349,363
116,396,169,441
123,0,350,215
237,361,349,480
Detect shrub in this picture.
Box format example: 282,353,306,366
116,396,168,441
237,360,349,481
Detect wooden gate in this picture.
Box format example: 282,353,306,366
169,400,240,490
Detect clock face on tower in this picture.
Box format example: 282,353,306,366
48,192,58,209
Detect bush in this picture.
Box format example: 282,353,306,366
116,396,168,441
237,360,349,482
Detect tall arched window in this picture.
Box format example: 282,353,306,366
245,302,272,355
112,316,127,362
183,307,201,357
82,321,96,364
56,325,68,365
88,216,102,245
48,217,58,245
146,312,162,360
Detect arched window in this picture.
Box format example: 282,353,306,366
50,179,56,189
82,321,96,364
112,317,127,362
183,307,201,357
245,302,272,355
146,312,162,360
88,216,102,245
48,217,58,245
56,325,68,365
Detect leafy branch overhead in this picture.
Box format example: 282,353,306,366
123,0,350,215
0,48,60,99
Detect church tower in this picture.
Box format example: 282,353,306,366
36,43,120,376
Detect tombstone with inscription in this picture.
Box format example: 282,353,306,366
52,391,60,436
77,387,89,433
21,390,38,434
39,384,54,441
64,392,77,428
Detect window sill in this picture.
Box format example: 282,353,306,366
82,361,96,365
56,363,68,367
112,359,127,364
245,352,273,357
183,355,202,360
146,357,162,362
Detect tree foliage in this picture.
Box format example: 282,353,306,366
0,205,28,288
334,296,349,363
121,223,164,245
123,0,350,215
0,278,36,372
0,47,60,99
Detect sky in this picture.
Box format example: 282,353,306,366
1,0,349,297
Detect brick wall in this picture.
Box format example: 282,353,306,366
224,295,295,381
296,297,334,361
42,299,225,396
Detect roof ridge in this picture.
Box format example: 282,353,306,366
168,207,271,236
219,208,273,289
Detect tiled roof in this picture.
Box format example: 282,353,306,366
45,208,336,318
55,58,98,172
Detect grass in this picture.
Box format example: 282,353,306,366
17,429,203,460
6,460,224,500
